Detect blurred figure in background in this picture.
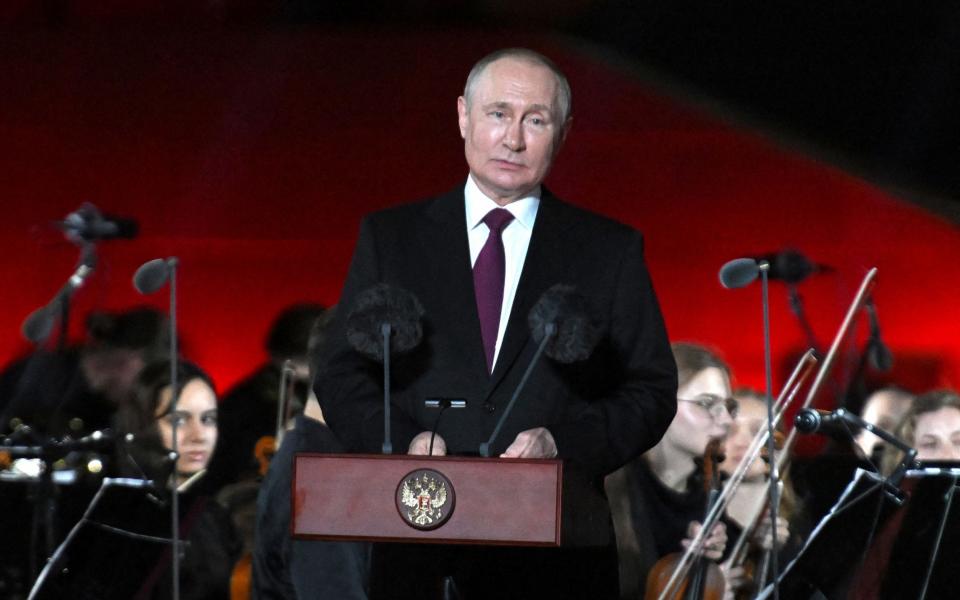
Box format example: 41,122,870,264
252,306,370,600
881,390,960,473
606,342,734,599
206,303,326,491
0,306,168,436
114,359,241,600
854,386,914,463
719,388,796,599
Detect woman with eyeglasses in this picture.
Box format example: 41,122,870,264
606,342,736,599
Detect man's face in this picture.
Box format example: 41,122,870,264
458,58,568,205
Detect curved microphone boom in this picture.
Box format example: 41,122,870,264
480,284,601,457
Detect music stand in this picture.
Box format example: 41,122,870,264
28,478,174,600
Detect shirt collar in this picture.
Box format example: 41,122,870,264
464,174,540,231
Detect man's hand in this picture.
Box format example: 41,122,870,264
408,431,447,456
682,520,727,562
500,427,558,459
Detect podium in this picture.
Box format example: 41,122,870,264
291,454,563,546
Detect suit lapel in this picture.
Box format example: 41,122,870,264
421,186,489,377
483,189,574,400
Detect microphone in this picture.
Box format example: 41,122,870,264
20,245,97,344
57,203,138,243
865,298,893,372
527,284,601,364
346,284,425,362
132,255,182,596
719,258,761,289
719,250,832,289
794,407,860,435
346,284,425,454
133,258,174,295
795,407,915,459
479,284,601,457
756,249,832,284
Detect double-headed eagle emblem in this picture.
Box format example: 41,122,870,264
396,469,454,530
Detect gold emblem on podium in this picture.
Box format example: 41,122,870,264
396,469,455,530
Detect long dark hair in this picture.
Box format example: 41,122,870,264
115,360,215,437
113,360,215,481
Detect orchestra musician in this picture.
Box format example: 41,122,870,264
606,342,734,599
114,360,241,600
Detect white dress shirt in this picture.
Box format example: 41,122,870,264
464,175,540,369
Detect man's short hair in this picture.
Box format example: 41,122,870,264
463,48,572,125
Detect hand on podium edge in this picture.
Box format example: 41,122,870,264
408,431,447,456
500,427,557,459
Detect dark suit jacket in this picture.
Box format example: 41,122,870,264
316,184,677,545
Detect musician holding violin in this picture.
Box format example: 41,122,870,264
718,389,794,600
606,342,736,599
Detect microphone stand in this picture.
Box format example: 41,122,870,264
133,256,181,600
381,323,392,455
479,323,556,458
759,261,782,600
166,259,181,600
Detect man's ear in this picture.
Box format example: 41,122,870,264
553,117,572,153
457,96,468,139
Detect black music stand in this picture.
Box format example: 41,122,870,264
760,469,902,599
873,465,960,599
28,478,174,600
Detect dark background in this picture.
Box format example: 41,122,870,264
2,2,958,432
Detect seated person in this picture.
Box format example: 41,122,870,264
606,342,734,599
719,388,796,599
115,360,241,600
883,389,960,470
0,306,168,436
252,308,370,600
854,386,914,463
207,303,326,491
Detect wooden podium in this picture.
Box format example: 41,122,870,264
292,454,562,546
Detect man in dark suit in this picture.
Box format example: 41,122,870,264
315,47,677,599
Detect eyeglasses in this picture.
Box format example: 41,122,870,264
678,394,739,420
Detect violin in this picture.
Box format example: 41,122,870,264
230,360,297,600
645,438,727,600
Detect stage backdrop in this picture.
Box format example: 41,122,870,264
2,28,958,424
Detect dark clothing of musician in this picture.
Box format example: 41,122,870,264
0,349,114,436
606,457,726,599
315,183,677,597
252,415,370,600
206,363,310,491
142,488,243,600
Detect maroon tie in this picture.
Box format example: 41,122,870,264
473,208,515,373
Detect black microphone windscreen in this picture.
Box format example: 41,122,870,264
346,284,425,361
22,306,55,344
102,217,139,240
133,258,170,295
868,342,894,372
770,250,814,284
719,258,760,289
527,284,601,364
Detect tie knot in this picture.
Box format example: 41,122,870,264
483,208,514,234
